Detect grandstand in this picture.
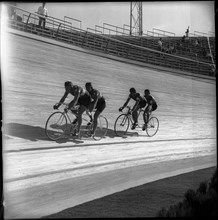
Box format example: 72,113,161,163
4,4,216,77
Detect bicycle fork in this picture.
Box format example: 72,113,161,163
120,115,129,126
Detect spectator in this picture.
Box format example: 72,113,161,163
201,47,207,57
37,2,48,29
8,5,22,22
181,35,186,43
211,64,216,76
158,38,163,51
168,44,176,54
8,5,16,19
185,26,189,38
194,38,200,46
206,52,213,61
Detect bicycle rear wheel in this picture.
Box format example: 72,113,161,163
114,114,129,137
93,116,108,140
146,116,159,137
45,112,68,141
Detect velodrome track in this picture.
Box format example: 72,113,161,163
2,30,216,218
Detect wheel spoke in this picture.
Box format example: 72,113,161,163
45,112,68,141
93,116,108,140
114,114,129,137
146,117,159,137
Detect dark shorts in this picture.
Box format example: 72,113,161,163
95,98,106,113
78,94,91,108
152,102,157,111
139,100,147,108
145,102,157,112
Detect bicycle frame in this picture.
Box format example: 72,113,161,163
114,105,159,137
46,102,108,140
124,106,145,128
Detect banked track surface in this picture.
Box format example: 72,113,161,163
2,31,216,218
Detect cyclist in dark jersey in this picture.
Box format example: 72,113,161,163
85,82,106,136
142,89,158,130
53,81,91,136
119,87,147,130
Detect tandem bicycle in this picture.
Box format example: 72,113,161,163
114,106,159,137
45,103,108,141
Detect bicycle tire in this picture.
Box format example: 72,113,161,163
114,114,130,137
146,116,159,137
45,112,68,141
93,115,108,140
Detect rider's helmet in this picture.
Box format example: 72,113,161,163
129,87,136,93
144,89,150,95
64,81,72,87
85,82,92,87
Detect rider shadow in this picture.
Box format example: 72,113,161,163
104,128,139,139
3,123,49,142
3,123,84,144
3,123,142,145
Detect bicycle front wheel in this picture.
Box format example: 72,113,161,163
114,114,130,137
93,116,108,141
146,116,159,137
45,112,68,141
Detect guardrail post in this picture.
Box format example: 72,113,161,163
25,13,32,30
105,39,110,53
56,23,62,39
82,31,88,46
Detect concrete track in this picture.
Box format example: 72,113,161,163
2,30,216,218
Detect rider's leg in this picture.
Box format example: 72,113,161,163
147,105,153,122
142,106,150,130
132,105,140,124
92,110,101,135
87,103,94,122
144,106,152,123
131,105,140,129
91,101,106,135
77,105,87,134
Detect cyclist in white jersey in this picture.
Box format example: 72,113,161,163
53,81,91,136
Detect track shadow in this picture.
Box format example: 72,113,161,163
3,123,85,144
3,123,140,144
3,123,48,142
105,128,139,139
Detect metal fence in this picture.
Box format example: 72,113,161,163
4,4,216,77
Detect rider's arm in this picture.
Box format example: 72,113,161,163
132,99,140,112
68,87,80,110
122,96,131,108
56,91,68,108
90,90,100,112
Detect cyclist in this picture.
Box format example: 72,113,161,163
119,87,147,130
85,82,106,137
142,89,158,130
53,81,91,136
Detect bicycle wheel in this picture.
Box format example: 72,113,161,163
45,112,68,141
114,114,130,137
146,116,159,137
93,116,108,140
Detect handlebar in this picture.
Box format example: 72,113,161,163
122,106,145,114
56,102,79,111
55,102,95,114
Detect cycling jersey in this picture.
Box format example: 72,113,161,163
144,94,157,111
65,85,91,108
129,92,147,108
88,88,105,102
88,88,106,112
144,94,156,105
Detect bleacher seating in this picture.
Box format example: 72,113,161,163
6,4,216,78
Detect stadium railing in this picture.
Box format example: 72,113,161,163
5,4,216,77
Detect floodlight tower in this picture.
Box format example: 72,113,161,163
130,2,143,36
